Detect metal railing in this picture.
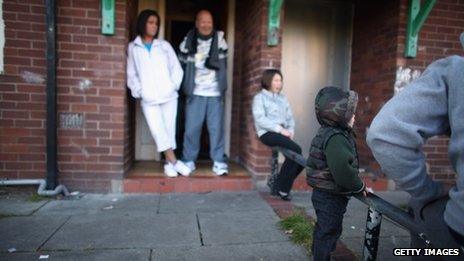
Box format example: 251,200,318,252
271,147,430,261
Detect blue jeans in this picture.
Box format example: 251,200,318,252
182,95,225,163
311,189,349,261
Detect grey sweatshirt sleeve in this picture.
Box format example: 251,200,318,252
366,58,454,205
252,94,283,134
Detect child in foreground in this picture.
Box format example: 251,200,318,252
306,86,366,260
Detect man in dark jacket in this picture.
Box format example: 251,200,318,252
178,10,228,175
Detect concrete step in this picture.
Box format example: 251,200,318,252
123,161,254,193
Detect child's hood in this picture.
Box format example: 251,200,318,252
315,86,358,129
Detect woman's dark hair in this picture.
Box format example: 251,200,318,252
136,9,160,38
261,69,283,90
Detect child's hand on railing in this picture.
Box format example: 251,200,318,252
362,187,374,197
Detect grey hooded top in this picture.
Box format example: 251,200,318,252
366,33,464,236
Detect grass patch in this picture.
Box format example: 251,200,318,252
279,210,315,254
28,193,49,202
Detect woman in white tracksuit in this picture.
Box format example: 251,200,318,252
127,9,191,177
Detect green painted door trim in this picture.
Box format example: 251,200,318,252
405,0,436,58
268,0,284,46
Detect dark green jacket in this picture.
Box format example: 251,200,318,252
326,132,364,192
307,126,364,194
306,86,365,194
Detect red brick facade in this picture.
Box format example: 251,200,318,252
1,0,462,192
1,1,48,180
350,0,402,169
1,0,136,192
351,0,463,182
231,0,283,183
396,0,463,181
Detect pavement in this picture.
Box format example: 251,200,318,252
0,190,308,261
0,189,412,260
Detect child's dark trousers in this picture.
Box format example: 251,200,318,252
311,189,349,261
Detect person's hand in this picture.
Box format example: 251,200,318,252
289,131,294,139
363,187,374,197
280,129,292,138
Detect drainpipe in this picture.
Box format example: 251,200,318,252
0,0,69,197
45,0,58,190
0,179,70,196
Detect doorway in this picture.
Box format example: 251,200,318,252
166,1,227,159
281,0,353,156
135,0,232,162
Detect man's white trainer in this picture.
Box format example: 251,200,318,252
212,162,228,176
184,161,196,172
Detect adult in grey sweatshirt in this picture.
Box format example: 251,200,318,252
367,33,464,248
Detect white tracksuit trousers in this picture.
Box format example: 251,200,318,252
141,98,178,152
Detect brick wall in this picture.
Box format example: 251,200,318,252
0,0,134,192
231,0,283,182
397,0,464,68
350,0,401,169
55,0,132,192
395,0,464,181
1,1,47,179
352,0,463,182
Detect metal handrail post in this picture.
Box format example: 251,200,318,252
362,207,383,261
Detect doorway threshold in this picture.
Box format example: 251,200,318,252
123,161,254,193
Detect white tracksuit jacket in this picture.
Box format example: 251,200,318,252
127,36,183,105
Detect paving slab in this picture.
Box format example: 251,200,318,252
153,242,309,261
42,212,200,250
159,191,272,214
0,196,48,216
0,249,150,261
97,194,160,214
0,216,69,252
33,194,121,216
198,210,289,246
